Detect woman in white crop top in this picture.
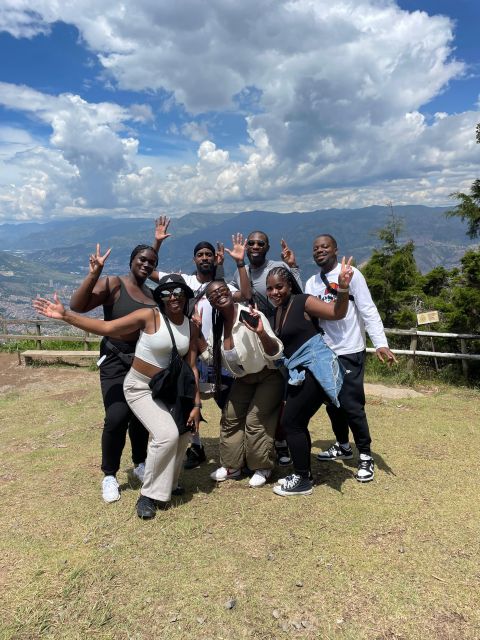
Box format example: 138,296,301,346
33,274,201,520
198,279,285,488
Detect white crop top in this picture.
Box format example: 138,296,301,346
134,311,190,368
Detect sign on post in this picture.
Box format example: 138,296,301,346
417,311,439,326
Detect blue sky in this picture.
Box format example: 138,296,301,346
0,1,478,221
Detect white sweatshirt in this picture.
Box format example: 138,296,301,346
305,264,388,356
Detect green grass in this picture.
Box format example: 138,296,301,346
1,368,479,639
0,339,101,353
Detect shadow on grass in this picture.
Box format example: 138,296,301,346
311,438,395,493
119,437,222,507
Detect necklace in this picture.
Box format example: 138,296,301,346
274,296,293,336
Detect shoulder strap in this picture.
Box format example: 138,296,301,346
161,313,180,357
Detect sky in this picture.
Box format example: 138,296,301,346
0,0,478,222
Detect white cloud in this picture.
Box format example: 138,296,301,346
0,1,478,221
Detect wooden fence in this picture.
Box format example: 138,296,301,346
1,317,479,376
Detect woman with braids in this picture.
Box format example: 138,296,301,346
199,279,284,488
35,274,201,520
265,259,354,497
69,243,159,503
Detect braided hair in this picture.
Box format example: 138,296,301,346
129,244,159,268
266,266,303,295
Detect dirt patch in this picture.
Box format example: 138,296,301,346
365,383,423,399
0,353,93,394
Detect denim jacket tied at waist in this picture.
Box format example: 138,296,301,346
278,333,344,407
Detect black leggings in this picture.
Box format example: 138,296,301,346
281,370,327,476
99,338,149,476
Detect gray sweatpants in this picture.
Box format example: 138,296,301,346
124,368,190,502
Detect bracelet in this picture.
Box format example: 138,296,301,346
337,287,349,293
236,261,245,268
193,403,202,408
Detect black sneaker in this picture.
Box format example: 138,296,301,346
316,442,353,461
355,456,374,482
136,495,158,519
171,485,185,496
184,443,207,470
273,474,313,496
275,441,292,466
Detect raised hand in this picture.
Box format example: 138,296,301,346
280,238,297,267
191,304,203,331
89,244,111,276
33,293,66,320
215,242,225,266
225,233,247,263
338,256,354,289
154,215,172,244
244,305,264,334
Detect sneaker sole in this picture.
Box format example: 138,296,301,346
211,473,241,482
273,486,313,496
316,453,353,461
103,494,120,503
355,474,374,483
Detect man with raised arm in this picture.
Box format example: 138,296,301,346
305,234,397,483
229,231,303,318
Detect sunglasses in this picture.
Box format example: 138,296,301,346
159,287,185,299
207,286,230,302
247,240,266,247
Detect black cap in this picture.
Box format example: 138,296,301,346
155,273,194,299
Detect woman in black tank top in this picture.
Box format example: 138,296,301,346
69,243,158,504
265,261,353,497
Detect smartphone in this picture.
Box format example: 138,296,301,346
239,310,259,329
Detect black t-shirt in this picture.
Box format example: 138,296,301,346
274,294,319,358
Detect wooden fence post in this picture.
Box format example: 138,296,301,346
407,329,417,371
35,322,42,350
84,331,90,351
460,339,469,378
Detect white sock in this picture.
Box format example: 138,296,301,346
339,442,351,449
359,453,372,461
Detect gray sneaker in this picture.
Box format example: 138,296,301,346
316,442,353,461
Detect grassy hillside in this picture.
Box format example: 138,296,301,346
1,359,479,639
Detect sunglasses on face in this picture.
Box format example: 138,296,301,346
247,240,266,247
159,287,185,299
207,286,230,302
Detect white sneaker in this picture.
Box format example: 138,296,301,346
210,466,241,482
102,475,120,503
133,463,145,483
249,469,271,487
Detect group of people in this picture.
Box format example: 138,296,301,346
33,217,396,519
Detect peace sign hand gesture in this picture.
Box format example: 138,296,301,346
89,244,111,276
280,239,297,267
338,256,354,289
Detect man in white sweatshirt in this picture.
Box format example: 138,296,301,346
305,234,396,482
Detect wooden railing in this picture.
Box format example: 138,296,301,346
0,318,98,351
367,328,480,377
1,318,479,375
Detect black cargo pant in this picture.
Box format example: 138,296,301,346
326,350,372,455
99,337,149,476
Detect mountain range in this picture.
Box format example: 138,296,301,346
1,205,477,320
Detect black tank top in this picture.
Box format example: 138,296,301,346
275,294,318,358
103,279,156,321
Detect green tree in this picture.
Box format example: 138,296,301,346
446,123,480,238
362,213,422,327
